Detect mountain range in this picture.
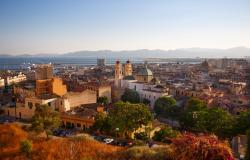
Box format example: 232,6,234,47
1,47,250,58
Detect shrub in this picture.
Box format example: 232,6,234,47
121,146,174,160
20,139,32,155
171,133,234,160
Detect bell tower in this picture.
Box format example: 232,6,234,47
115,60,123,88
124,60,132,76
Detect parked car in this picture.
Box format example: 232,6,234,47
103,138,114,144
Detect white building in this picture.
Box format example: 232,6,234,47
128,82,170,108
6,72,26,86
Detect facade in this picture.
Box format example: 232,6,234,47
136,65,153,83
231,135,247,159
4,95,59,119
114,60,123,88
35,64,53,80
61,89,97,111
0,77,4,88
82,82,112,103
36,77,67,97
128,82,170,108
5,73,27,86
97,58,105,66
61,104,104,130
4,89,97,119
124,60,133,76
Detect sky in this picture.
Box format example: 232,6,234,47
0,0,250,55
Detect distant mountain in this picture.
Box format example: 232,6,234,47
2,47,250,58
61,47,250,58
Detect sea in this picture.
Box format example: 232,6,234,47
0,57,144,70
0,57,202,70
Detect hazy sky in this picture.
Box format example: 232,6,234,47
0,0,250,55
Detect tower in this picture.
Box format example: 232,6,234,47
115,60,123,88
124,60,132,76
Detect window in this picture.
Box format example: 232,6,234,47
77,123,81,128
28,102,33,109
35,103,40,107
48,102,51,106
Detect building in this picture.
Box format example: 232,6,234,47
36,77,67,97
35,64,53,80
61,89,97,111
4,95,59,119
0,77,4,88
136,65,153,83
245,65,250,95
231,135,247,159
5,72,27,86
97,58,105,67
82,82,112,103
114,60,123,88
128,82,170,108
124,60,133,76
4,89,97,119
61,104,104,130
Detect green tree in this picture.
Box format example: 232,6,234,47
142,98,150,106
31,104,61,138
180,98,208,130
204,107,234,138
246,129,250,160
180,101,234,138
20,139,32,156
91,112,111,134
121,88,140,103
152,126,179,142
154,96,177,118
234,109,250,135
109,102,153,137
97,96,108,105
185,98,207,112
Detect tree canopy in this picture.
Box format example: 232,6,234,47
121,88,140,103
97,96,108,105
154,96,177,118
180,98,234,138
152,126,179,142
31,104,61,138
109,102,153,137
233,109,250,135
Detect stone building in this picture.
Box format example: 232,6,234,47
35,64,53,80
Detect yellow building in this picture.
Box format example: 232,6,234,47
61,105,104,130
114,60,123,88
36,77,67,97
124,60,132,76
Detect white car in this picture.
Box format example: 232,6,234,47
103,138,114,144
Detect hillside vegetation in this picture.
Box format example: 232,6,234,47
0,124,234,160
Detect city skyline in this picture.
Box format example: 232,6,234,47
0,0,250,55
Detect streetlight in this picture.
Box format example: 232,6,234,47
115,128,119,145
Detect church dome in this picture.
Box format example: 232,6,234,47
137,66,153,76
